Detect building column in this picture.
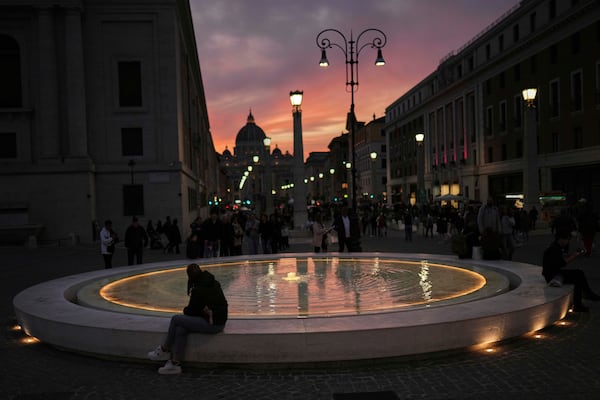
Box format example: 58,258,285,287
65,6,89,157
37,7,60,158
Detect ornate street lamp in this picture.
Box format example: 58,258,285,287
522,88,540,212
415,133,426,206
316,28,387,213
290,90,307,229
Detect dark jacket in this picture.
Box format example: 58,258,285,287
124,225,148,249
184,271,228,326
542,240,567,282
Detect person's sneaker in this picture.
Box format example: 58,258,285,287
158,360,182,375
548,276,563,287
573,304,590,312
147,346,170,361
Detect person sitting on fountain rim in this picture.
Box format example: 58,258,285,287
147,263,228,374
542,229,600,312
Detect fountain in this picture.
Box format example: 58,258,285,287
13,253,571,363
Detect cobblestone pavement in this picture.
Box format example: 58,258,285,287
2,226,600,399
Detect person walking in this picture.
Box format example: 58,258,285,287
100,220,118,268
202,208,223,258
244,213,260,255
311,213,332,253
124,217,149,265
500,207,516,260
165,219,182,254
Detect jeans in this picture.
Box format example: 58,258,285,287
163,314,224,361
127,246,143,265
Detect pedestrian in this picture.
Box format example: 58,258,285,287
185,233,202,259
424,214,434,238
311,213,331,253
259,213,273,254
333,203,360,252
542,230,600,312
202,208,223,258
220,214,235,257
477,197,501,236
500,207,516,260
100,220,118,269
529,206,539,230
165,219,182,254
245,213,260,255
147,264,228,374
231,214,244,256
124,217,149,265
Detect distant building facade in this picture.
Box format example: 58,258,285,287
0,0,218,242
385,0,600,211
220,112,294,214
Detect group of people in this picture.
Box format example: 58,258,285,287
184,208,291,259
99,216,182,268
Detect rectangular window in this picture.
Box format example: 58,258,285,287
499,101,507,132
516,140,523,158
121,127,143,156
468,56,474,72
550,45,558,64
571,70,583,112
549,0,557,19
487,147,494,163
513,64,521,82
0,132,17,158
552,132,560,152
486,44,491,60
118,61,142,107
573,127,583,149
486,79,492,95
501,143,507,161
530,12,536,33
513,24,520,42
531,54,537,73
486,106,493,136
498,34,504,51
549,79,560,118
514,95,522,128
571,32,580,54
499,72,505,89
123,184,144,216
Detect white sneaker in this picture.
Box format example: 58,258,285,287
147,346,170,361
548,276,563,287
158,360,182,375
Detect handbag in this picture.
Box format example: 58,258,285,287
327,230,339,245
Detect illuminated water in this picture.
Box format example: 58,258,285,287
83,257,508,318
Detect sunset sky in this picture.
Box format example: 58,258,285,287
189,0,518,160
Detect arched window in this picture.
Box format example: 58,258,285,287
0,34,22,107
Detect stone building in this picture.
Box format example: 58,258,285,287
385,0,600,214
0,0,218,243
220,111,294,214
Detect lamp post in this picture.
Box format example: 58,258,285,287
290,90,307,230
522,88,540,212
317,28,386,213
263,137,273,215
369,151,377,200
415,133,425,206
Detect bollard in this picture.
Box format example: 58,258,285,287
68,233,79,246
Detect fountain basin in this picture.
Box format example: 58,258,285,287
13,253,571,364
